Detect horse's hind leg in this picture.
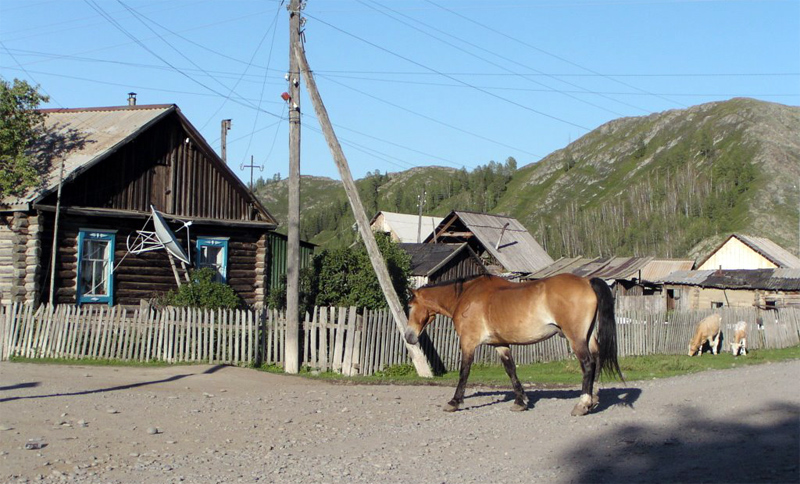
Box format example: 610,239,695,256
495,345,527,411
571,343,596,417
589,335,601,408
445,347,475,412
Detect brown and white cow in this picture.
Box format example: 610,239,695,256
688,314,721,356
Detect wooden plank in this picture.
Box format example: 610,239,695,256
331,306,346,372
342,307,357,376
319,307,329,372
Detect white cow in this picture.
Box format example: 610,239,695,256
730,320,748,356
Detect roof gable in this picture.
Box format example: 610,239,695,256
697,234,800,269
426,210,553,274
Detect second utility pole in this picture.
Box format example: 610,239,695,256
284,0,303,374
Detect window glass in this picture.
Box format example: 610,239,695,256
78,230,115,305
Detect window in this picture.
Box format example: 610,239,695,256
196,237,229,283
77,230,116,305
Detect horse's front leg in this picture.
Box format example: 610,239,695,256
445,346,475,412
495,345,527,411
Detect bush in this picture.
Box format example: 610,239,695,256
159,268,241,309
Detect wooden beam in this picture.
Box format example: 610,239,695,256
297,44,432,378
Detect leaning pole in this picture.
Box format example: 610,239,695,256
296,46,433,378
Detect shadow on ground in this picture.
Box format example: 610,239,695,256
462,387,642,412
561,402,800,483
0,365,227,403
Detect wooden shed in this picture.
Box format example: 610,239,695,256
398,242,487,288
0,103,279,308
660,269,800,309
697,234,800,270
424,210,553,278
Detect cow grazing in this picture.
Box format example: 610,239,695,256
688,313,722,356
731,320,748,356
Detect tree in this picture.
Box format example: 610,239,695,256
0,79,48,198
313,232,411,310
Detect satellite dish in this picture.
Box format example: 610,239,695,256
151,206,190,264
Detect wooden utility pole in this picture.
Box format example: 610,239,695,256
416,190,426,243
220,119,231,163
284,0,303,374
296,44,433,378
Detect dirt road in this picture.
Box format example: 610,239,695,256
1,360,798,483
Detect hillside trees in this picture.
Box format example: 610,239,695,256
0,79,48,197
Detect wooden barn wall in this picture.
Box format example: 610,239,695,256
38,212,268,307
48,114,258,221
429,252,486,285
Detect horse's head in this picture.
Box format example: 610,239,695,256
405,289,435,345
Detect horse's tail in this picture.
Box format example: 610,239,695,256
590,278,624,381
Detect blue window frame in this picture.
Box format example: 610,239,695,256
77,229,116,306
196,237,229,283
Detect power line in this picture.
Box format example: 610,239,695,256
426,0,688,109
0,41,62,108
359,0,643,116
317,73,542,158
304,12,594,132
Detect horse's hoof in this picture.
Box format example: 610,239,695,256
510,403,527,412
443,403,459,412
571,403,590,416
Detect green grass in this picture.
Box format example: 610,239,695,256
273,345,800,387
10,346,799,388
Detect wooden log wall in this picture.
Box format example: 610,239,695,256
0,212,42,306
37,212,267,307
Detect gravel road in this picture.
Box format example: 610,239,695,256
1,360,798,484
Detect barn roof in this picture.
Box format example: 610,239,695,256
426,211,553,274
697,234,800,269
399,242,475,277
660,269,800,291
370,211,443,243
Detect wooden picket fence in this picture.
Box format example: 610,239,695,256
1,303,799,376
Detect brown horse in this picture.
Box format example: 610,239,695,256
405,273,623,416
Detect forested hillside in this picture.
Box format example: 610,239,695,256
254,98,800,259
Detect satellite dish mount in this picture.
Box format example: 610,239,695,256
126,205,193,287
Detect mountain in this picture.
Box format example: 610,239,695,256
254,98,800,259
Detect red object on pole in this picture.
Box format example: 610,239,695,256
281,92,291,102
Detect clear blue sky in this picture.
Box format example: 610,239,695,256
1,0,798,185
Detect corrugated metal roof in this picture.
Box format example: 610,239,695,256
640,259,695,282
660,269,800,291
3,105,174,208
371,211,443,243
527,257,593,278
527,256,663,280
454,211,553,273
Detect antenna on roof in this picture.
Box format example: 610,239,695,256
125,205,192,287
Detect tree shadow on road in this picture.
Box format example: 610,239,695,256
0,364,228,403
561,402,800,483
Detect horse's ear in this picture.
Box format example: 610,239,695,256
410,288,419,300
